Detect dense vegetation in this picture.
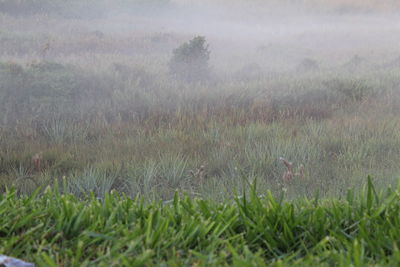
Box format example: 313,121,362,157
1,56,400,200
2,180,400,266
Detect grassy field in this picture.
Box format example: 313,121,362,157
2,1,400,265
2,57,400,200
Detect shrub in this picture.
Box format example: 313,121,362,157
296,58,319,72
235,62,263,81
169,36,211,83
0,61,115,125
325,78,374,102
0,62,86,124
342,55,369,72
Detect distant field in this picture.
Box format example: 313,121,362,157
2,57,400,200
1,3,400,200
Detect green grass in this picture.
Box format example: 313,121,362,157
2,7,400,266
1,178,400,266
2,60,400,201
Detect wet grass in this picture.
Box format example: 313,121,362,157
1,178,400,266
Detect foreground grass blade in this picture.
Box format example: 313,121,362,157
1,180,400,266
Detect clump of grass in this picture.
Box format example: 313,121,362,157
325,78,374,102
40,117,89,145
66,167,119,199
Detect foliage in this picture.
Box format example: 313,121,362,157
0,62,92,125
325,78,374,101
169,36,211,83
1,180,400,265
296,58,319,72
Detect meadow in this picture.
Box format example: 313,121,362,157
1,0,400,265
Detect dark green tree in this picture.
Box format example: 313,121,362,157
169,36,211,83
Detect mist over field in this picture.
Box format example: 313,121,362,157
1,0,400,198
3,0,400,71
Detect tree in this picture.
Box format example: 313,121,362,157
169,36,211,83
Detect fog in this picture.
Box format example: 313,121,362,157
105,1,400,72
2,0,400,74
136,3,400,71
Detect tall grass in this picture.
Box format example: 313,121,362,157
2,9,400,200
1,67,400,199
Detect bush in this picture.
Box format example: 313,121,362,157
325,78,374,102
296,58,319,72
0,61,108,125
169,36,211,83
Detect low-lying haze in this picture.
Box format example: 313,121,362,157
2,0,400,73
